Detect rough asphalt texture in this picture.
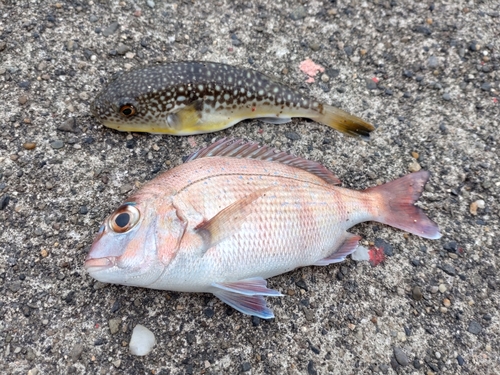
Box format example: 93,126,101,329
1,1,499,374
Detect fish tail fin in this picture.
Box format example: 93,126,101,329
365,171,441,239
310,104,375,139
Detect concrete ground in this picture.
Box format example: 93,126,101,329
0,0,498,374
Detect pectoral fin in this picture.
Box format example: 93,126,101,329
211,277,281,319
166,99,203,130
212,277,282,296
195,187,273,253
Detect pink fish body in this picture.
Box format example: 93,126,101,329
85,139,441,318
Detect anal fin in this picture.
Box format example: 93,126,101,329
257,116,292,125
313,233,361,266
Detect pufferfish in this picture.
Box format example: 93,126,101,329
90,61,374,138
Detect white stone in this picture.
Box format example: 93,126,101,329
129,324,156,356
351,246,370,261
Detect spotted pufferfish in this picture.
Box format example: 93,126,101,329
91,61,374,138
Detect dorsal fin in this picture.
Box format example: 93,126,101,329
185,138,341,185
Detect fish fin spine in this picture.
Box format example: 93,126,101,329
365,170,441,239
185,138,341,185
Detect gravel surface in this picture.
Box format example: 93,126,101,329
1,1,499,374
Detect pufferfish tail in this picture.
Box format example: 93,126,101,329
310,104,375,139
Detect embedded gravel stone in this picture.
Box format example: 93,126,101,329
393,347,409,366
468,321,482,335
102,22,119,37
50,140,64,149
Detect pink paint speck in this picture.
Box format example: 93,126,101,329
372,77,379,83
187,137,197,148
299,58,325,83
368,246,386,267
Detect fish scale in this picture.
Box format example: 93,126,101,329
91,61,374,137
85,139,440,319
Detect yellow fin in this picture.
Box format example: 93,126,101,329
310,104,375,139
167,99,203,130
195,187,273,253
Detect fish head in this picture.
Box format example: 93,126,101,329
91,84,144,132
90,68,174,133
85,198,185,287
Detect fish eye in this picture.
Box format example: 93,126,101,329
110,204,140,233
119,104,137,117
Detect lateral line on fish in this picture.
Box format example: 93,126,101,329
176,171,336,195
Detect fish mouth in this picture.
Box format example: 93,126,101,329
84,257,115,272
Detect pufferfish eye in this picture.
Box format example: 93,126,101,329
110,204,140,233
119,104,137,117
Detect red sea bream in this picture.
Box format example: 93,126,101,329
85,139,441,319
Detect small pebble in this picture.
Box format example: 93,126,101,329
409,161,421,172
50,140,64,149
438,284,446,293
109,318,121,335
23,142,36,150
393,347,409,366
428,55,439,68
241,362,251,372
441,264,456,276
365,78,378,90
103,22,120,37
116,44,131,55
19,95,28,105
469,200,485,215
58,117,77,132
469,40,480,52
412,286,423,301
285,131,301,141
40,249,48,257
443,298,451,307
442,93,451,101
467,320,482,335
129,324,156,356
290,6,307,20
8,281,21,293
309,42,320,51
69,343,84,361
147,0,155,8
